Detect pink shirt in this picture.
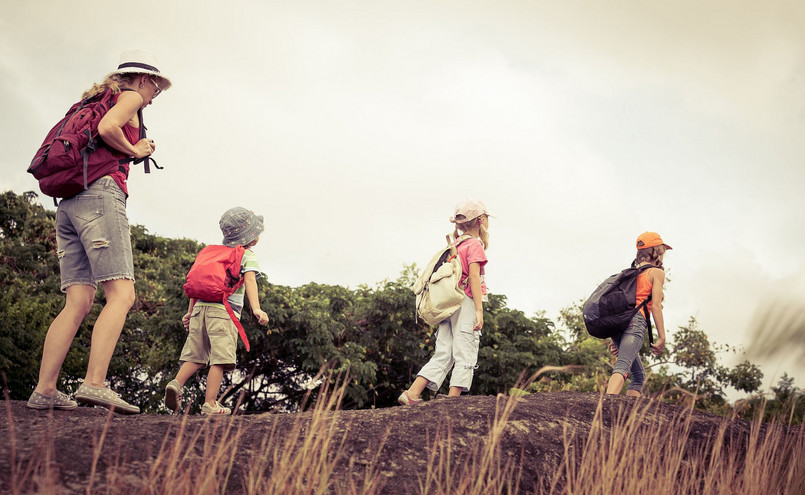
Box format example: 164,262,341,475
456,237,488,299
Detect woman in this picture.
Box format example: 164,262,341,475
26,50,171,414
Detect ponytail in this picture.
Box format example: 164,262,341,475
453,216,489,250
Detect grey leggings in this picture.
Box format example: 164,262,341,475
611,312,647,392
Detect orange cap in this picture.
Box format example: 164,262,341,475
636,232,672,250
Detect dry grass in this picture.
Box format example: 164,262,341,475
552,394,805,495
3,368,803,494
418,393,524,495
241,371,388,495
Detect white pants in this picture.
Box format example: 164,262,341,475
417,296,481,392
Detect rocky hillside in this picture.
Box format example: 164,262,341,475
1,392,801,494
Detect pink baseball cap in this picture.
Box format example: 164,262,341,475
450,198,492,223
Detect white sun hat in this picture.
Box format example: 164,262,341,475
107,49,172,89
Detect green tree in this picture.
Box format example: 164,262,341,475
739,374,804,425
0,191,70,397
645,318,764,413
474,294,563,395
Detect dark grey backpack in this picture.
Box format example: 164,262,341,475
582,263,654,344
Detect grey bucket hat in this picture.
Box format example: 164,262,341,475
220,207,264,247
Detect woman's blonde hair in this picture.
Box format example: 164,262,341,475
635,245,665,269
82,73,143,100
453,215,489,250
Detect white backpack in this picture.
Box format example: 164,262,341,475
413,234,473,326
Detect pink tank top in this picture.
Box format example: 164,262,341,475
107,93,141,196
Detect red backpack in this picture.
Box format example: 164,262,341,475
183,245,251,351
27,88,158,200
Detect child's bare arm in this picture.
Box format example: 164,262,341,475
468,262,484,330
182,299,195,332
243,271,269,325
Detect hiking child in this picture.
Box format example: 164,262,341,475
165,207,269,415
27,50,171,414
606,232,670,396
399,199,491,405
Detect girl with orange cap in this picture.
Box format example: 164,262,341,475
606,232,670,396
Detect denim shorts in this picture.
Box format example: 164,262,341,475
55,176,134,291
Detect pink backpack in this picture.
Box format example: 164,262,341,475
183,245,251,351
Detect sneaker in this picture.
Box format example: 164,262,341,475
201,401,231,415
397,391,422,406
74,383,140,415
27,390,78,410
164,380,183,413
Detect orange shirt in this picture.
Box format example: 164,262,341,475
635,269,654,313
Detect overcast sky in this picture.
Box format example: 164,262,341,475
2,1,803,399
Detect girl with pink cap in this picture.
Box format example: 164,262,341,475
399,199,492,404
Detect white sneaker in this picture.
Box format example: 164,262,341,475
164,380,183,413
201,401,231,415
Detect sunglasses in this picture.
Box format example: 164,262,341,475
150,77,162,98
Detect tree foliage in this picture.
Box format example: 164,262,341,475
0,190,794,420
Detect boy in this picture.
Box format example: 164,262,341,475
165,207,269,415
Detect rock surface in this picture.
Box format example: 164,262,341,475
0,393,797,493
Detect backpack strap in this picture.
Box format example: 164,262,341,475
223,277,250,352
186,277,251,352
637,295,654,345
634,264,656,345
116,88,163,173
129,108,164,172
452,233,475,246
452,234,476,290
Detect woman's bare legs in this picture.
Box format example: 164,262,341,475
34,285,95,395
83,278,135,387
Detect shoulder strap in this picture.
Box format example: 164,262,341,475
115,88,163,173
633,263,656,345
453,233,474,246
637,297,654,345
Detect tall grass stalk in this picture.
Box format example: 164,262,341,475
242,369,388,494
4,382,60,495
417,365,577,494
417,393,523,495
554,394,805,495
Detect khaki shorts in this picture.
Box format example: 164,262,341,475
179,305,237,370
